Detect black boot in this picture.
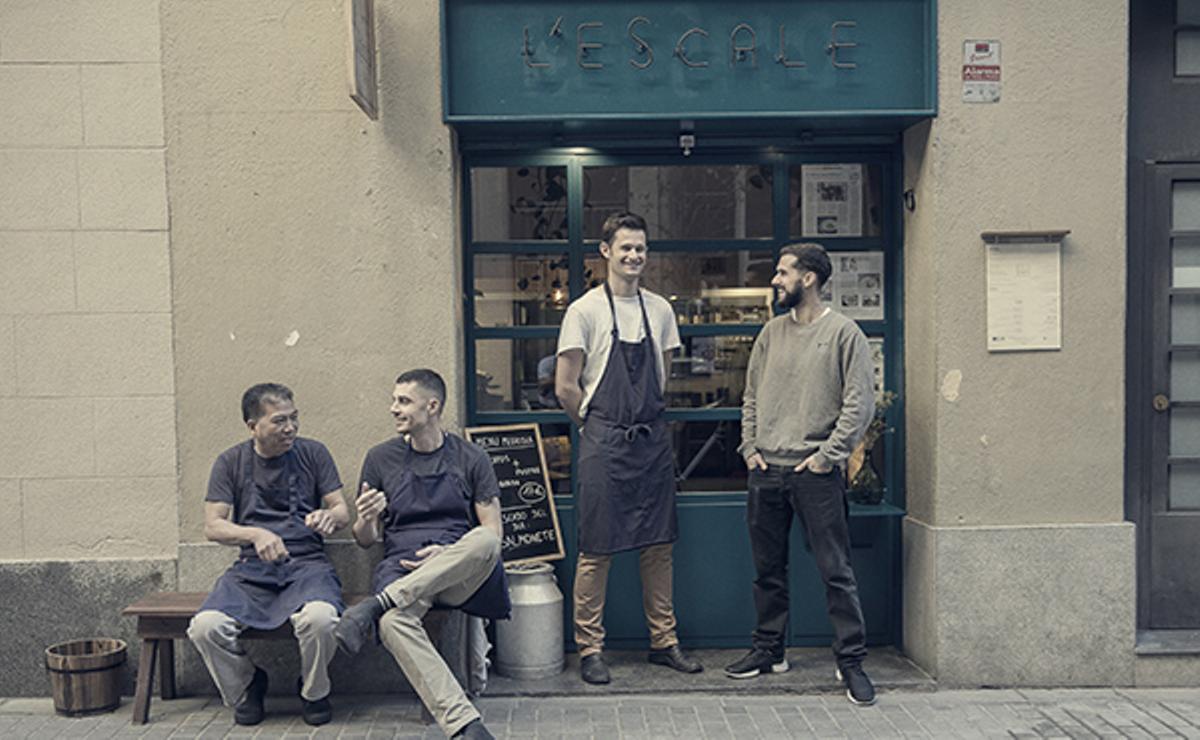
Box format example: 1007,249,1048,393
334,597,386,655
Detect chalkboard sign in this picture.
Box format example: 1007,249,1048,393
464,424,565,564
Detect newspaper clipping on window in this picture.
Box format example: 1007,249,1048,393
801,164,863,238
818,250,884,321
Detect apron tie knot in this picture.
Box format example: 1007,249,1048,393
623,423,652,442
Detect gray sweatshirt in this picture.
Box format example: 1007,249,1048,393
739,308,876,469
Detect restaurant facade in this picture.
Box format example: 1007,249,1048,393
1,0,1198,695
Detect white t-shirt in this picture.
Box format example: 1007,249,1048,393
556,285,682,418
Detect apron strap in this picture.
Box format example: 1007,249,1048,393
602,281,654,344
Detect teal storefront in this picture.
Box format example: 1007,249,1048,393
445,0,936,650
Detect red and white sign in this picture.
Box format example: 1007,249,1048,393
962,40,1000,103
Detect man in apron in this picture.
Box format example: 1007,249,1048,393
728,243,877,705
555,211,703,685
334,369,507,740
187,383,350,726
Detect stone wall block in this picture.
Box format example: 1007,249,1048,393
74,231,171,312
0,398,95,478
0,232,76,314
16,314,175,397
0,0,162,63
94,397,177,477
0,151,78,230
78,149,168,230
0,65,82,146
0,480,22,558
22,477,177,558
0,318,14,396
81,64,165,146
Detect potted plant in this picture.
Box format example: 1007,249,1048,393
847,391,897,505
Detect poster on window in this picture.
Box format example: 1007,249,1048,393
801,164,863,237
819,250,884,321
868,338,885,400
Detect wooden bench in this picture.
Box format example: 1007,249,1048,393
122,592,469,725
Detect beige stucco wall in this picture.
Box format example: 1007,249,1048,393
0,0,178,559
901,1,1133,684
160,0,462,542
903,1,1128,528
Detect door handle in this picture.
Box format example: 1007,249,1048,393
1153,394,1170,412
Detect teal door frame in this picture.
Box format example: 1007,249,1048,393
461,143,906,649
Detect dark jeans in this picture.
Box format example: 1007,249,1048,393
747,464,867,668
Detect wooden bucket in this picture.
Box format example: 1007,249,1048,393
44,638,127,716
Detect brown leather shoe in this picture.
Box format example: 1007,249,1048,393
648,644,703,673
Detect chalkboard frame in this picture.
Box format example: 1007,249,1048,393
464,423,566,565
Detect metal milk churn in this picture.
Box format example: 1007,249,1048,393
495,562,564,679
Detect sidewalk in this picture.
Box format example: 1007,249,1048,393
4,688,1200,739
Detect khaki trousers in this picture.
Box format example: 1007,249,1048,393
377,527,500,738
187,600,338,706
573,542,678,657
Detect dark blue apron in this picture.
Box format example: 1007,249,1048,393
371,439,510,620
576,283,679,555
200,442,344,629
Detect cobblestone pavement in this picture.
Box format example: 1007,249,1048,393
4,689,1200,739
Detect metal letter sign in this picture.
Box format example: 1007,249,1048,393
442,0,935,125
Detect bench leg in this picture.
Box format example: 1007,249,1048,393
158,639,176,700
131,639,159,724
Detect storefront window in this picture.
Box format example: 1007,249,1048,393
788,163,884,239
583,165,774,240
470,166,567,240
584,252,775,324
473,253,569,327
666,335,754,408
474,337,559,412
465,153,900,507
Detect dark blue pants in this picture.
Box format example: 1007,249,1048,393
746,464,867,668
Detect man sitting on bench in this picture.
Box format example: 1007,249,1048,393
334,369,509,740
187,383,349,726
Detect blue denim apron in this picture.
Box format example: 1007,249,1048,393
200,443,344,629
576,283,679,555
371,440,510,620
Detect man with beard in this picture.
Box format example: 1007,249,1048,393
726,243,877,706
188,383,349,726
555,211,702,684
334,369,507,740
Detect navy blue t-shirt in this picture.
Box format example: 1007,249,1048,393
206,437,343,526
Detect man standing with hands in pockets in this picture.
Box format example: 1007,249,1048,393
555,211,702,684
727,243,877,706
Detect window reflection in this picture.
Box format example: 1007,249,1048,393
585,252,774,325
539,423,573,497
671,420,748,492
475,338,560,411
474,254,569,327
666,335,755,408
583,165,773,239
471,167,568,241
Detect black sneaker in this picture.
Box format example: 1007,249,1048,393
836,664,876,706
297,678,332,726
723,648,788,679
233,667,268,725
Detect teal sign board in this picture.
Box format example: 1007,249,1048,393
442,0,935,123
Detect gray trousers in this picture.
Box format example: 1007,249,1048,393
187,601,338,706
378,526,500,738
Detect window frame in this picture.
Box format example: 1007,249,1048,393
462,147,906,512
